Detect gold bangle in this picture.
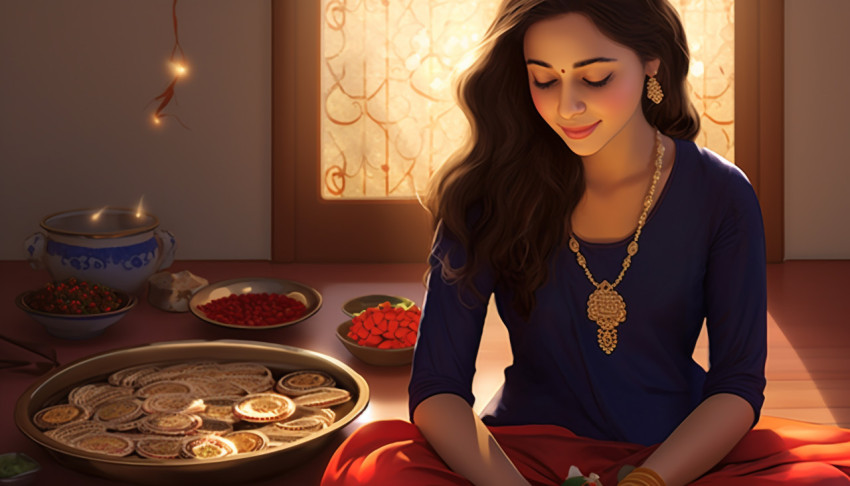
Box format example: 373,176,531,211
618,467,666,486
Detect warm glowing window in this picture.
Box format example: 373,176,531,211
676,0,735,162
320,0,735,200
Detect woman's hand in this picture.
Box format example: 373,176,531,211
618,467,665,486
638,393,753,486
413,393,531,486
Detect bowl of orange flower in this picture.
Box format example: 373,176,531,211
336,298,421,366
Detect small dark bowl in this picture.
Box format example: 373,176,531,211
0,452,41,485
341,294,416,318
16,290,136,340
336,320,414,366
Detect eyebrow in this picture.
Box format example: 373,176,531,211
526,57,618,69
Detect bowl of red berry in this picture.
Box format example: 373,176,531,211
336,299,421,366
16,278,137,340
189,277,322,330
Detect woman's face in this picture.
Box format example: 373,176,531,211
523,13,659,156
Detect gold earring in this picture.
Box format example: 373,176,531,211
646,75,663,104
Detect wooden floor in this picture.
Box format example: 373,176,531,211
472,260,850,428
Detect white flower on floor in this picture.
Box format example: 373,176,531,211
562,465,603,486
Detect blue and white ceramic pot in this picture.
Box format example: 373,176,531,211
24,208,176,295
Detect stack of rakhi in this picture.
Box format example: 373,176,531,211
33,362,350,460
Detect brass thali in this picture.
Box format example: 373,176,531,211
14,340,369,485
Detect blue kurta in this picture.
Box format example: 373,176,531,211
408,138,767,446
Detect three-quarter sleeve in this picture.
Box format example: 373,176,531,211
408,224,496,421
701,161,768,427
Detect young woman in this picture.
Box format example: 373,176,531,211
322,1,850,484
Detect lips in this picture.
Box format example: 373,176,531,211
560,121,601,140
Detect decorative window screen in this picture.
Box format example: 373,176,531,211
676,0,735,163
321,0,734,200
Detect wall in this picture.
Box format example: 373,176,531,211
1,1,848,261
0,0,271,260
784,0,850,259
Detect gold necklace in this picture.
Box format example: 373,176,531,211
568,130,664,354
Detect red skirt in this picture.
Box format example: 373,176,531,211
321,416,850,485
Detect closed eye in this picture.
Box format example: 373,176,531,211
584,73,613,87
533,73,613,89
532,79,556,89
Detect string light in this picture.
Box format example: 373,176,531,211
150,0,189,128
172,62,188,76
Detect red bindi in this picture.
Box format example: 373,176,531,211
560,69,565,73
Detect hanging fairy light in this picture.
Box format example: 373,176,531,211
150,0,189,128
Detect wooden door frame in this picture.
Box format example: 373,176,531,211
272,0,785,263
735,0,784,263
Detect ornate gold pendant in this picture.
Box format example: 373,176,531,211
586,280,627,354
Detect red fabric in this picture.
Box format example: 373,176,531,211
322,416,850,485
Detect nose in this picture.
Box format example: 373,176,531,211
558,83,586,119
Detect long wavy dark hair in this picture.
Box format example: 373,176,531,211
424,0,700,319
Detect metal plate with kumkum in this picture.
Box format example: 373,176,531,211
33,403,90,430
233,394,295,423
291,387,351,408
274,370,335,396
188,278,323,330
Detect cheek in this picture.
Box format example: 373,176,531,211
595,81,642,115
530,90,554,120
530,90,544,116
